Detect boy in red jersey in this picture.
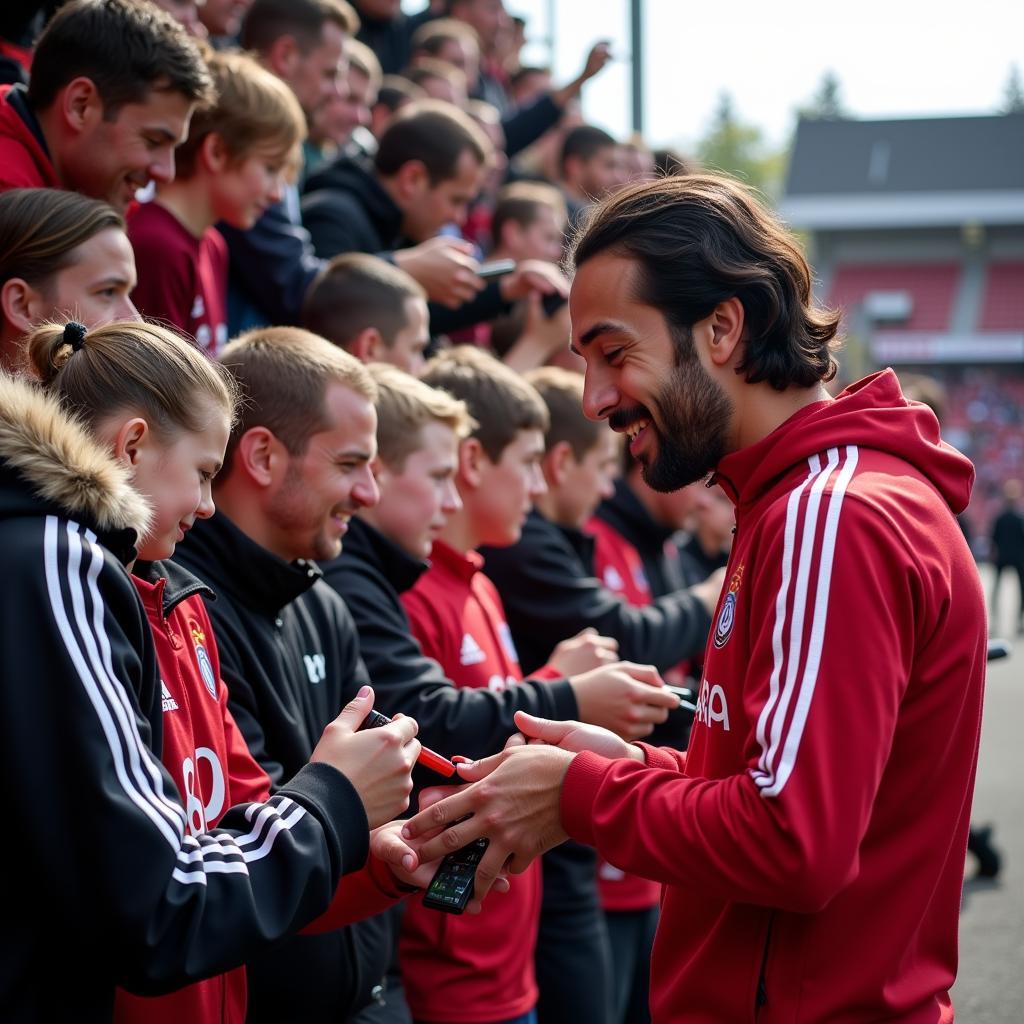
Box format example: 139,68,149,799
401,350,671,1024
129,50,305,353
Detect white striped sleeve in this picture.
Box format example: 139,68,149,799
749,445,860,798
44,516,306,879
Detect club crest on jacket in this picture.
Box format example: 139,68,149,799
713,565,743,649
189,619,218,700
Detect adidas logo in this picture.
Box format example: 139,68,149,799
161,681,179,713
460,633,486,666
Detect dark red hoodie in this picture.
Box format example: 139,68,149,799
561,370,986,1023
0,84,58,192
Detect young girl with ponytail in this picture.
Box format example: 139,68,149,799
2,318,430,1023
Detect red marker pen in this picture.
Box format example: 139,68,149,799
359,709,457,778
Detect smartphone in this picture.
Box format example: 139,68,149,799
476,259,517,280
542,291,567,317
664,684,698,713
422,834,490,915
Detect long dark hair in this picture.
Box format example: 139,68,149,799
569,174,841,390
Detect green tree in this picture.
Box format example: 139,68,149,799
1002,64,1024,112
800,70,848,119
696,92,786,198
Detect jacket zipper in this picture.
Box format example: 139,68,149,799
755,912,774,1017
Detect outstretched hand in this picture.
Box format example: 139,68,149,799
507,710,646,762
372,816,512,914
568,660,680,740
401,745,576,905
579,41,612,83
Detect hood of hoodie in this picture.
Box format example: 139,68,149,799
303,155,405,248
596,476,678,556
0,371,151,541
327,515,427,595
712,369,975,516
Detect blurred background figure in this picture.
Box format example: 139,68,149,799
151,0,208,37
199,0,254,44
559,123,622,229
990,479,1024,636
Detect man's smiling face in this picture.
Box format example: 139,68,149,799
569,250,733,492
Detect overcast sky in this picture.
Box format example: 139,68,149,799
408,1,1023,152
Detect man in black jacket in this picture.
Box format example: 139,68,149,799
302,100,568,335
175,328,409,1023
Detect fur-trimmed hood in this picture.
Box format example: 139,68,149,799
0,371,151,538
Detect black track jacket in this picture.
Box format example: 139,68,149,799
175,512,393,1023
319,516,578,764
481,508,713,675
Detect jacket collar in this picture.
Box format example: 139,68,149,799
328,516,427,594
133,558,215,619
428,537,483,584
529,507,595,568
5,84,49,157
304,156,405,247
596,477,676,553
178,510,323,618
710,369,974,516
0,371,150,563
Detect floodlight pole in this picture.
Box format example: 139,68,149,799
630,0,644,135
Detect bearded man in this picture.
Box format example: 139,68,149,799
398,174,987,1024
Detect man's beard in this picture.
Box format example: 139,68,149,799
644,353,732,492
268,460,347,562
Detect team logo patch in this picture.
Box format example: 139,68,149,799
497,622,519,665
189,619,218,700
713,565,743,649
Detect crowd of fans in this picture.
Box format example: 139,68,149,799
896,368,1024,558
0,3,720,1024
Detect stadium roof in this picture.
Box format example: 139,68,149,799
781,112,1024,229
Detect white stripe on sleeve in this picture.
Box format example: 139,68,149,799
751,446,858,796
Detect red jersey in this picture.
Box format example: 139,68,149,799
128,202,229,355
585,515,663,914
116,566,405,1024
562,372,987,1022
0,84,58,192
400,540,542,1023
115,570,270,1024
